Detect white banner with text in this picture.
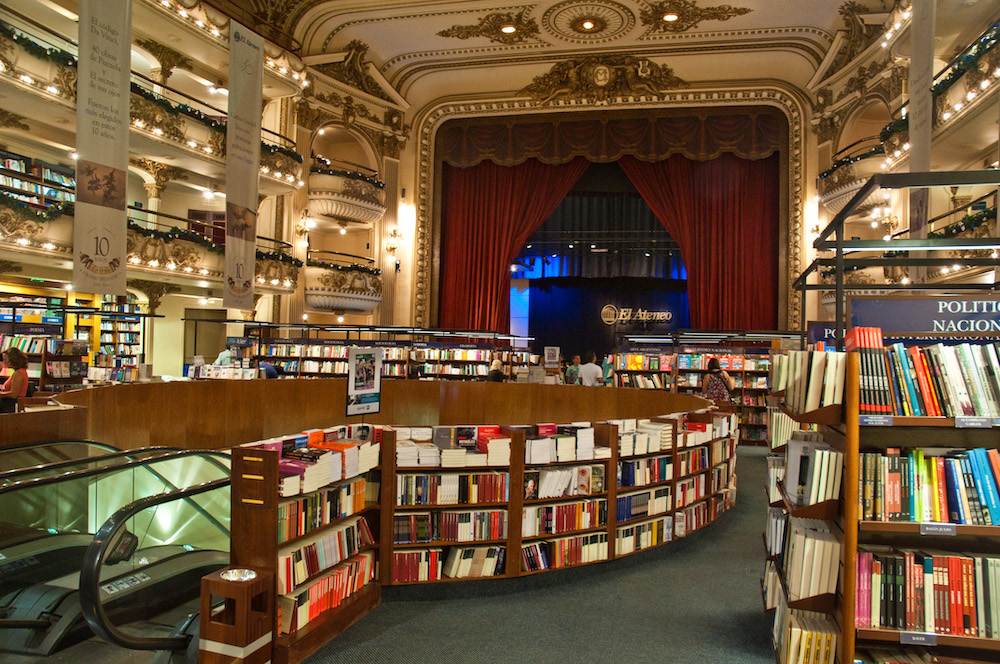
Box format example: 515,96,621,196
73,0,132,295
224,22,263,310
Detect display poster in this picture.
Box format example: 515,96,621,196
347,347,383,416
224,22,263,310
73,0,132,295
850,295,1000,336
543,346,560,368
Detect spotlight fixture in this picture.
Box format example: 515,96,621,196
500,25,517,34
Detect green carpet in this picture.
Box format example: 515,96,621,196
309,446,774,663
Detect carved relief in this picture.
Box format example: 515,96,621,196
315,268,382,295
127,279,181,314
520,55,688,105
135,38,193,83
826,1,884,77
0,260,22,274
819,163,856,196
313,40,392,102
261,150,301,179
294,99,332,131
640,0,751,33
813,115,838,144
0,110,28,130
0,207,44,238
208,129,226,156
54,65,77,102
255,257,300,288
130,96,186,142
130,158,187,188
438,10,540,45
126,230,204,271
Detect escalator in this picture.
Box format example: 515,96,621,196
0,445,183,486
0,449,232,655
0,440,119,473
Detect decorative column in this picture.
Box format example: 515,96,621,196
378,159,400,325
127,279,181,367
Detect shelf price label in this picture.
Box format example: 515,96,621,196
859,415,894,426
899,632,937,646
919,523,956,536
955,416,992,429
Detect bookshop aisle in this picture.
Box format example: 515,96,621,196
310,446,774,664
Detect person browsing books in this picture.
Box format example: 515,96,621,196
214,347,233,366
565,354,582,385
701,357,735,402
1,347,30,413
579,351,604,386
487,359,505,382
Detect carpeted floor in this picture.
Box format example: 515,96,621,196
308,445,774,664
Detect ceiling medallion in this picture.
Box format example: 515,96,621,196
640,0,751,33
519,55,688,105
543,1,635,43
437,10,540,45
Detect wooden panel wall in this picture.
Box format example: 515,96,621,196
0,407,88,449
49,380,709,450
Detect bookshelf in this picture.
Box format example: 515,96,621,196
770,351,1000,664
614,350,674,390
230,441,383,664
0,149,75,210
98,297,143,368
39,339,89,392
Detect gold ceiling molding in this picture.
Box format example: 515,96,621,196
129,158,187,188
519,55,688,105
411,87,807,330
134,37,192,84
542,1,635,44
825,1,885,77
0,110,29,130
312,40,393,103
437,10,540,45
640,0,751,33
0,260,22,274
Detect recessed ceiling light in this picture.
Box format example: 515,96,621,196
500,25,516,34
663,13,679,22
582,20,595,30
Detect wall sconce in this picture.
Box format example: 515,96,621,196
296,210,316,237
386,228,403,255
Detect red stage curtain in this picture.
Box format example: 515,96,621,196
439,157,590,331
619,153,779,330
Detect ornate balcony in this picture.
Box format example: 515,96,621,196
307,168,386,229
304,264,382,312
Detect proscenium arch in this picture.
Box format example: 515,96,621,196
412,88,807,331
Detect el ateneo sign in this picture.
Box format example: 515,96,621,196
850,295,1000,334
601,304,674,326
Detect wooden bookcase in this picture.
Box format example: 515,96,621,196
38,341,89,392
230,441,386,664
770,353,1000,664
0,149,75,210
378,414,739,584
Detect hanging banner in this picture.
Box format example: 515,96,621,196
347,347,383,416
73,0,132,295
907,1,935,236
224,22,263,310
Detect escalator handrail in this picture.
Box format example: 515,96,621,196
79,477,231,652
0,446,185,482
0,439,117,454
0,449,232,496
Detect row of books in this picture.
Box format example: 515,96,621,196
521,498,607,536
0,334,51,354
617,353,673,372
775,607,840,664
524,465,604,499
855,548,1000,638
395,472,510,506
277,551,375,635
392,509,508,544
617,373,668,389
710,460,736,495
422,363,488,376
616,486,672,522
87,366,138,383
276,478,368,544
443,544,506,578
524,425,597,463
768,406,798,450
618,454,672,487
277,515,374,595
391,548,443,583
859,447,1000,525
773,350,847,414
300,360,348,374
676,446,709,477
44,360,88,378
677,353,770,371
675,474,708,508
782,518,842,601
614,514,673,555
785,432,844,507
856,648,948,664
711,437,738,465
538,532,610,569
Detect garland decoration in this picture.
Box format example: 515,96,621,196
928,206,997,239
130,82,226,131
309,165,385,189
127,219,224,254
258,250,303,267
264,143,303,164
0,21,77,68
817,145,885,180
307,257,381,276
0,190,74,220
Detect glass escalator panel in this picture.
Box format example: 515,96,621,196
0,440,118,472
